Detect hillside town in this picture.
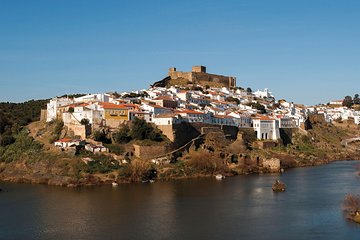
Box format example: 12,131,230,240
43,66,360,147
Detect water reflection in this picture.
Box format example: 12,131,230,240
1,161,360,239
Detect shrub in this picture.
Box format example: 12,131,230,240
113,126,132,144
185,149,227,175
0,132,15,147
93,130,111,144
118,160,155,182
85,155,120,174
0,129,43,163
130,118,164,142
80,118,90,125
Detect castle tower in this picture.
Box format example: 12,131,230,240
192,65,206,73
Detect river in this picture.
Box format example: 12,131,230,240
1,161,360,240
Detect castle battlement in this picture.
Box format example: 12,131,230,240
168,65,236,88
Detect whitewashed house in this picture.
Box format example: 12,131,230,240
252,116,280,140
74,93,111,103
254,88,274,100
46,97,74,122
140,104,173,117
354,115,360,125
211,115,236,126
152,113,182,126
276,116,297,128
175,109,206,123
54,138,84,148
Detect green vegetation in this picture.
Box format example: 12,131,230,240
118,159,157,182
129,118,165,142
0,99,48,126
248,102,266,113
93,129,111,144
48,120,64,143
0,129,43,163
60,93,86,98
342,94,360,108
122,92,149,98
0,99,48,147
225,96,240,105
84,155,120,174
112,125,132,144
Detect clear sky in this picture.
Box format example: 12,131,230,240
0,0,359,105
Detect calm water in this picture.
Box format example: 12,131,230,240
1,161,360,240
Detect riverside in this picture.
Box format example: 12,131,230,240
1,160,360,239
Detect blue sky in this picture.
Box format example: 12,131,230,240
0,0,359,105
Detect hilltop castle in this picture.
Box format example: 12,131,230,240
152,65,236,88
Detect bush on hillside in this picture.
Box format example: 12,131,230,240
130,118,164,142
0,129,43,163
112,125,132,144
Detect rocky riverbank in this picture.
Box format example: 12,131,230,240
0,117,359,187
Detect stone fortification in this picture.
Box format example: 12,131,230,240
167,66,236,88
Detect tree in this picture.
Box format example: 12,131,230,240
0,111,11,134
251,102,266,114
80,118,90,125
246,87,252,94
225,97,240,105
130,118,164,142
354,94,360,105
343,96,353,108
113,126,132,144
93,130,111,144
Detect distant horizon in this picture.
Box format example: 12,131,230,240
1,0,359,104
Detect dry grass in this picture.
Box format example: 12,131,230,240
184,149,228,175
118,159,154,182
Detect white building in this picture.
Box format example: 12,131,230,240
227,112,252,128
254,88,274,100
354,115,360,125
140,104,173,117
252,116,280,140
175,109,207,123
46,97,74,122
330,100,343,105
211,115,236,126
176,91,191,101
74,93,111,103
152,113,182,126
277,117,297,128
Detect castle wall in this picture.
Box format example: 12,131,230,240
168,71,193,82
168,66,236,88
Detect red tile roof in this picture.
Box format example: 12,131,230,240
175,109,204,115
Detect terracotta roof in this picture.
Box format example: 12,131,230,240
175,109,204,115
99,102,138,109
101,102,128,109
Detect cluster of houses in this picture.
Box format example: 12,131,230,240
45,84,360,144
